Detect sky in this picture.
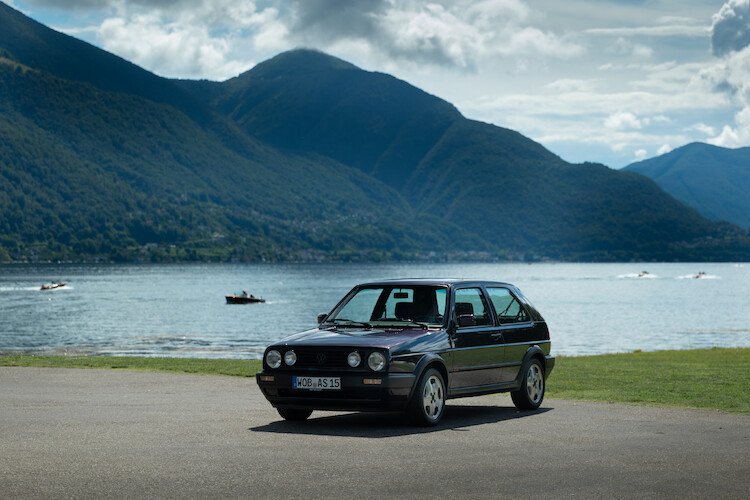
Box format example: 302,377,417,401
5,0,750,168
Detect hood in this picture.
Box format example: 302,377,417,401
275,327,435,350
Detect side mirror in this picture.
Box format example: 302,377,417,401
457,314,476,327
317,313,328,324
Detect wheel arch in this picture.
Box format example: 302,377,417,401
518,346,548,381
409,354,449,400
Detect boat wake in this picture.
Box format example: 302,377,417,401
617,273,658,279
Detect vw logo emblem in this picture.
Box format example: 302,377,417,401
316,353,327,365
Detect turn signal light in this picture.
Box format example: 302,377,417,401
259,375,275,382
363,378,382,385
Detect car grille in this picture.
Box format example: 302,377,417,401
293,349,348,369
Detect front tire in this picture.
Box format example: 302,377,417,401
408,368,446,426
511,358,545,410
277,408,313,421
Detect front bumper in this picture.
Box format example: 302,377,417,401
256,371,416,412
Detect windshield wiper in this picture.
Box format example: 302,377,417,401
329,318,373,329
373,319,431,330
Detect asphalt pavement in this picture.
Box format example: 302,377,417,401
1,367,748,499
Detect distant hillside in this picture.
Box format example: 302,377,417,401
2,2,749,262
0,5,476,263
0,60,457,262
178,49,464,189
180,49,750,261
624,143,750,229
0,1,211,124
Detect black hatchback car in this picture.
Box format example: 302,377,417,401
256,279,554,425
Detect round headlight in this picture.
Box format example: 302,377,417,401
266,349,282,369
367,351,386,371
284,350,297,366
347,351,361,368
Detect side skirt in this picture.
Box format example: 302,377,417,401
447,381,521,399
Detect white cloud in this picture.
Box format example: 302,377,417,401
545,78,597,92
686,123,717,136
708,106,750,147
614,38,653,59
316,0,585,69
83,0,292,79
657,144,672,155
585,25,708,37
97,13,249,79
701,0,750,150
711,0,750,57
55,0,585,78
632,44,654,59
605,112,643,130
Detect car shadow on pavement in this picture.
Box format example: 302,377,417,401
250,404,552,437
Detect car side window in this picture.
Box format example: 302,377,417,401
454,288,491,327
487,287,529,324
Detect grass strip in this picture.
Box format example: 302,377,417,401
1,347,748,414
0,355,262,378
546,347,749,414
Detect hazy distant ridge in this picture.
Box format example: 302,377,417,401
624,142,750,230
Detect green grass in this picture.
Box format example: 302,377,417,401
546,347,750,414
1,348,748,414
0,355,262,377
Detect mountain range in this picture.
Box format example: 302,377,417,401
1,2,748,263
625,142,750,230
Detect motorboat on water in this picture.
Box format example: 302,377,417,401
41,281,66,290
226,292,265,304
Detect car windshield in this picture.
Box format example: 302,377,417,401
326,285,447,328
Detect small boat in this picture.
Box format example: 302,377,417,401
694,272,706,279
226,293,265,304
41,281,66,290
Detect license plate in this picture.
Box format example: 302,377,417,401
292,376,341,391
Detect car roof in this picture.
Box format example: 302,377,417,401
355,278,516,288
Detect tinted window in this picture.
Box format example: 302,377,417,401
487,287,529,324
454,288,490,326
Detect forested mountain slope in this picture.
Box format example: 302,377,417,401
0,5,470,262
179,49,749,260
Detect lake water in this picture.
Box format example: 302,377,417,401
1,262,748,358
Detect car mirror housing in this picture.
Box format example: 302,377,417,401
317,313,328,324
